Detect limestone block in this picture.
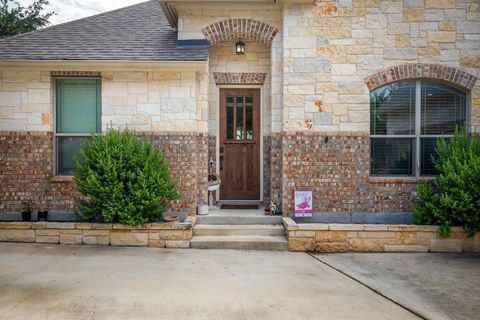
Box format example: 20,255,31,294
384,245,428,252
165,240,189,248
83,230,109,236
46,222,75,229
395,232,416,245
170,86,192,98
127,82,148,95
159,230,187,240
36,229,60,236
358,231,396,239
0,229,35,242
110,232,148,246
405,0,424,7
151,72,181,81
331,64,356,76
113,72,147,82
2,71,40,82
293,58,331,73
428,31,456,43
366,14,387,29
36,235,59,244
60,234,82,245
429,238,463,252
289,237,315,251
388,23,410,35
404,7,424,22
0,92,21,107
294,231,315,238
315,242,349,253
425,10,445,21
425,0,455,9
384,48,418,60
315,231,348,242
396,35,410,47
149,239,166,247
357,55,383,69
82,236,109,245
349,238,388,252
314,112,333,125
137,103,160,115
103,83,128,97
461,56,480,68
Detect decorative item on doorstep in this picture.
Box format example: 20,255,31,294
265,201,281,216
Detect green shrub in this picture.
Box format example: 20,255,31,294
73,128,179,225
414,127,480,237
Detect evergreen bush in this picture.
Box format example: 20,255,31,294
414,127,480,237
73,128,179,225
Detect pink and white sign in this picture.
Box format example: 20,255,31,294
294,191,313,217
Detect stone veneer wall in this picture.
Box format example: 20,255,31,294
281,132,418,214
0,131,207,215
282,0,479,133
283,217,480,253
0,219,194,248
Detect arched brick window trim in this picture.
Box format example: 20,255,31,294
201,19,278,45
364,64,477,92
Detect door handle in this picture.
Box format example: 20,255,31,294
220,156,224,171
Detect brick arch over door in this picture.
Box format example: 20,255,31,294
364,63,477,91
201,19,278,45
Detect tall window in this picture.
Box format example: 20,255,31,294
370,80,467,176
55,79,101,175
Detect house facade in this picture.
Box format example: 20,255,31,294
0,0,478,216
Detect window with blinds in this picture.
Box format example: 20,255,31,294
55,79,101,175
370,80,467,176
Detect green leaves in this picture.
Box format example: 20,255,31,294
0,0,54,38
73,128,179,225
414,127,480,237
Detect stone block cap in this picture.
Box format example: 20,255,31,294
201,19,278,45
364,63,477,91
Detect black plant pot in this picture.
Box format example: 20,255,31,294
21,211,31,222
38,211,48,221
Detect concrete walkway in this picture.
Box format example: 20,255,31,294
0,243,417,320
314,253,480,320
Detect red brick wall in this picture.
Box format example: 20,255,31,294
0,131,81,213
0,131,207,215
281,132,418,214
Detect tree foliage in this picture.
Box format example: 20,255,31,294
414,127,480,237
73,128,179,225
0,0,54,39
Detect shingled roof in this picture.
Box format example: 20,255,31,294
0,0,208,61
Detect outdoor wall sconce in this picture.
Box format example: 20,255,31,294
236,39,245,55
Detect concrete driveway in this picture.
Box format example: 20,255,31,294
0,243,416,320
314,253,480,320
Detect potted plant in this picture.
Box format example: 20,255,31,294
37,176,51,221
21,199,32,221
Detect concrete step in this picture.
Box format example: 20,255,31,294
193,224,285,236
190,235,288,251
196,215,282,225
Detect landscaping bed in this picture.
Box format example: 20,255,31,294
0,217,195,248
283,217,480,253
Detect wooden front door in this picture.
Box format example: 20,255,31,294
219,89,260,200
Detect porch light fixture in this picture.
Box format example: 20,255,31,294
236,39,245,55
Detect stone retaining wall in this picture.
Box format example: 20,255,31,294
283,218,480,253
0,218,195,248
